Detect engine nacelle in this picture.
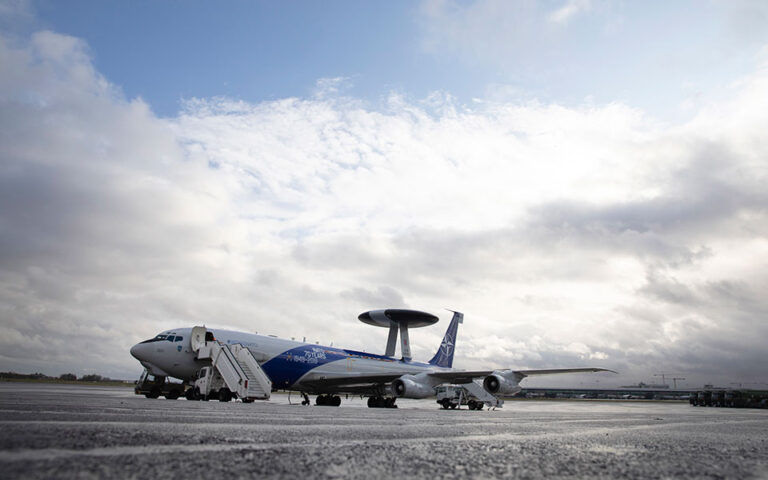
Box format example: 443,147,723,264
392,374,436,399
483,370,521,395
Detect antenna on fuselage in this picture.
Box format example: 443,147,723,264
357,309,439,361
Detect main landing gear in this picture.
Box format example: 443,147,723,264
367,396,397,408
316,394,342,407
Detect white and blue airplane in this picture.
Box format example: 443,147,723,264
130,309,613,407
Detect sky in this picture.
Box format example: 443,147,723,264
1,0,768,389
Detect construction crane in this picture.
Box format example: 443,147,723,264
654,373,685,388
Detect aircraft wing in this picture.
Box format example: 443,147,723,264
424,367,617,384
298,367,616,393
511,367,618,377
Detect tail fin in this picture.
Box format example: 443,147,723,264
428,311,463,368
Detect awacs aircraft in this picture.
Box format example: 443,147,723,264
130,309,614,408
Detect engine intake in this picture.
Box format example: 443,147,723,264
483,374,502,393
392,374,435,399
483,371,521,395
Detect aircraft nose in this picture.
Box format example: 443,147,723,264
130,343,145,361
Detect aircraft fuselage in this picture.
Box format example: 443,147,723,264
130,327,441,392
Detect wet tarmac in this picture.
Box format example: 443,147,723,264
1,383,767,479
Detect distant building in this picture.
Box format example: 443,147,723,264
620,382,669,389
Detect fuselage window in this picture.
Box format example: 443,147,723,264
175,336,183,342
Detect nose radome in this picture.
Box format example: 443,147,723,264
130,343,143,360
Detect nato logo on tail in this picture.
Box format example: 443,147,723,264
428,311,463,368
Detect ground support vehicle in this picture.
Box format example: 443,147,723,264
436,384,487,410
134,369,186,399
188,327,272,402
691,389,768,409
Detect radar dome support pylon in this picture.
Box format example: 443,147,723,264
358,309,439,360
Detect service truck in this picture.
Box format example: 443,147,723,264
134,369,186,400
435,385,485,410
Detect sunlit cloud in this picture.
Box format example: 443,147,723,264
548,0,592,25
1,27,767,386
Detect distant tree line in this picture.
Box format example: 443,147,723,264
0,371,116,382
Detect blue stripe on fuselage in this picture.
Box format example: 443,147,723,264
261,345,348,388
261,345,431,389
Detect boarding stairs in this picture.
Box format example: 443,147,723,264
464,379,504,409
191,326,271,400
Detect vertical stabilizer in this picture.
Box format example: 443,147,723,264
428,311,463,368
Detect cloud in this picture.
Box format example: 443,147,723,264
418,0,544,66
548,0,592,25
1,28,768,387
721,0,768,46
313,76,355,99
0,0,33,33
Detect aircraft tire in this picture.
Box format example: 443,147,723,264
218,388,232,402
316,395,326,406
331,395,341,407
367,397,375,408
385,397,396,408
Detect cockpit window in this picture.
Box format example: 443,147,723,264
139,334,168,344
166,336,175,342
174,336,183,342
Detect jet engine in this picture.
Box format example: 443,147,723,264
483,370,522,395
392,374,436,399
